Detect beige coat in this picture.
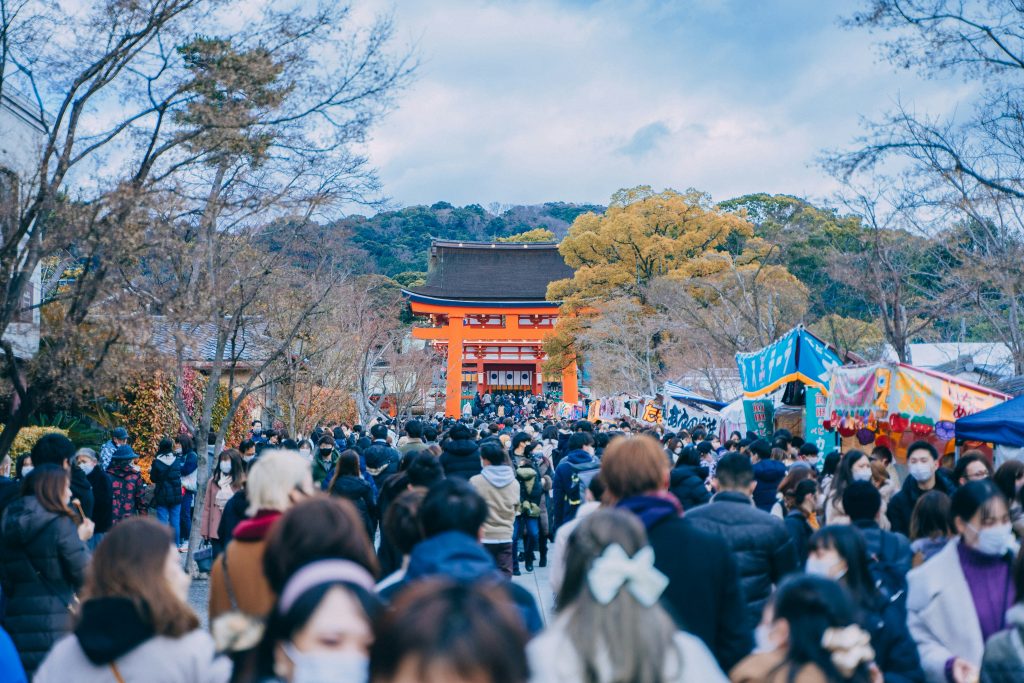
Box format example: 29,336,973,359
470,467,520,543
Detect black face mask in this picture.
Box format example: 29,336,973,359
319,449,333,459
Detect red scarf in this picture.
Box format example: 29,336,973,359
232,510,282,541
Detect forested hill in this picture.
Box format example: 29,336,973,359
332,201,604,278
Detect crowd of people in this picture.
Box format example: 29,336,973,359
0,410,1022,682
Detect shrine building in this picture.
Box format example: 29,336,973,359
403,239,579,417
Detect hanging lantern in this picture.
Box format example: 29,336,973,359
910,417,935,437
856,428,876,446
838,418,857,438
888,413,909,433
875,435,892,449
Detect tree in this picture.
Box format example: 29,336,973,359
574,297,665,396
496,228,555,243
547,186,753,312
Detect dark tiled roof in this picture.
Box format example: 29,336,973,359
994,375,1024,397
410,240,573,301
149,319,271,365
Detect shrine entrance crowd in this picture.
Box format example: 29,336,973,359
0,412,1022,683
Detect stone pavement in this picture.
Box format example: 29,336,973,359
187,551,557,631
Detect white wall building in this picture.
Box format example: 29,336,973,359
0,86,45,359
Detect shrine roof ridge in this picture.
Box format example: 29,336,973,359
429,239,561,250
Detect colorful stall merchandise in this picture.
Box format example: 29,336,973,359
735,326,844,450
825,362,1009,460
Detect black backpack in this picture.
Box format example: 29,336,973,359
868,531,908,602
567,460,600,507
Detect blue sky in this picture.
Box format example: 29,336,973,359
357,0,970,210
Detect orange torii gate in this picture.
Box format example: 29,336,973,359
403,240,579,417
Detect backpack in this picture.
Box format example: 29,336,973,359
868,530,908,602
567,460,600,507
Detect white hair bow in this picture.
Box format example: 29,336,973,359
586,544,669,607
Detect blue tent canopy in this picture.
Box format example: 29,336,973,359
955,395,1024,447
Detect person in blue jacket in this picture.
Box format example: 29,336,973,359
749,439,787,512
551,432,600,531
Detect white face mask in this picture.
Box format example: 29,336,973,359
908,462,935,483
242,455,255,464
970,522,1016,557
21,465,33,477
852,469,873,483
78,462,96,476
219,461,231,474
805,556,846,579
282,644,368,683
754,623,777,653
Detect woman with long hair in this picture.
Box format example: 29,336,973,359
731,575,876,683
807,526,925,683
34,518,229,682
200,447,246,556
327,450,378,541
825,450,879,526
908,491,953,567
529,508,726,683
0,465,91,676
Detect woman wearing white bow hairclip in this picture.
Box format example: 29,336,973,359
526,508,727,683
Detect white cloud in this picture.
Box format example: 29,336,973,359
354,0,970,210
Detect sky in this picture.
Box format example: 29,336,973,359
352,0,973,211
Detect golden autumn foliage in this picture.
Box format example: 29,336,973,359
496,228,556,243
547,186,753,312
2,427,70,460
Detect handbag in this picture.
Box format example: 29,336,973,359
210,551,264,653
194,540,214,574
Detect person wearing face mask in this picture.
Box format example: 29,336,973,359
296,439,314,462
732,575,877,683
825,450,889,528
209,450,315,649
805,526,925,683
228,560,380,683
0,465,91,676
34,518,230,683
906,480,1017,683
310,436,337,488
887,441,958,538
784,479,820,566
201,448,246,557
75,448,112,551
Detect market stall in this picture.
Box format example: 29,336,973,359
955,395,1024,466
825,362,1009,461
735,326,843,450
661,381,724,435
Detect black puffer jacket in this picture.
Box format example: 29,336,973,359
149,453,183,508
668,465,711,511
686,491,800,629
886,469,957,537
329,475,377,540
440,439,482,480
0,495,89,676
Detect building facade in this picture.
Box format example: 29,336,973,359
404,240,579,417
0,86,45,359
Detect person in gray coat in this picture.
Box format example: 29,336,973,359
0,465,91,676
981,556,1024,683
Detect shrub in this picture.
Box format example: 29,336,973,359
3,426,71,461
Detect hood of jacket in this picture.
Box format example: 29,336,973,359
481,465,515,488
154,452,177,467
75,597,155,665
364,441,397,470
564,449,595,465
617,493,683,529
516,466,538,484
405,530,501,584
1007,603,1024,628
0,494,60,545
443,438,479,458
670,465,708,486
753,459,787,480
